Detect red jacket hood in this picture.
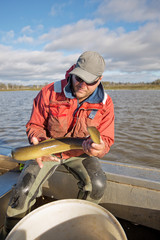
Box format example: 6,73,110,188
65,64,76,80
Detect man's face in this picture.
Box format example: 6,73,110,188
71,74,101,103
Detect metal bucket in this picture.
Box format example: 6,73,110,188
6,199,127,240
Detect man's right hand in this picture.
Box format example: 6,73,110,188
31,137,60,168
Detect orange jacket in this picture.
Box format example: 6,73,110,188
26,66,114,159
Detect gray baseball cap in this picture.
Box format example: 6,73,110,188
69,51,105,83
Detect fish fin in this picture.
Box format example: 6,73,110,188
87,126,100,144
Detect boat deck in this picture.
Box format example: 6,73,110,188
0,155,160,239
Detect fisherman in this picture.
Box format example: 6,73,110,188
1,51,114,238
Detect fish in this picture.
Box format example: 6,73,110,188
11,127,100,161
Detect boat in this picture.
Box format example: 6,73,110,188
0,154,160,233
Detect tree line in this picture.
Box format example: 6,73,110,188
0,79,160,91
0,83,47,90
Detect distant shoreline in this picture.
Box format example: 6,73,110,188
102,84,160,90
1,86,160,91
0,81,160,91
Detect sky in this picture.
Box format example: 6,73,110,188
0,0,160,85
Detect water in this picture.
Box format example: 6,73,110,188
104,90,160,168
0,91,34,149
0,90,160,168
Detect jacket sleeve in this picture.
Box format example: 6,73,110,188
26,89,49,143
98,95,114,157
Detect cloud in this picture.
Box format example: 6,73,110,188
96,0,160,22
0,24,45,46
0,45,76,85
16,35,34,44
0,16,160,85
41,19,160,73
0,1,160,84
50,2,68,16
42,19,104,51
37,24,44,31
21,25,33,34
1,30,14,42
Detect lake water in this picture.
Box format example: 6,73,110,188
0,90,160,169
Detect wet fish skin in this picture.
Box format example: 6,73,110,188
11,138,84,161
11,127,100,161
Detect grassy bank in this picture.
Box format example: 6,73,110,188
0,88,40,91
0,80,160,91
102,83,160,90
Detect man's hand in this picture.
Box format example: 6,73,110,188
82,137,106,158
31,137,60,168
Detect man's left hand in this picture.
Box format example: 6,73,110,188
82,137,106,158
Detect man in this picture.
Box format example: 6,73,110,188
2,51,114,238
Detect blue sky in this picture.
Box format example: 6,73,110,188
0,0,160,85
